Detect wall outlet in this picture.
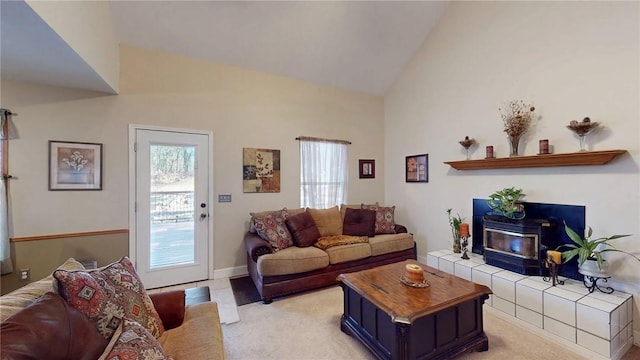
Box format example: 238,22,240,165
19,268,30,281
218,194,232,202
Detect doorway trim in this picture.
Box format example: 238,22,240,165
128,124,215,282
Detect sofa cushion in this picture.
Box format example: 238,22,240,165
1,257,86,323
369,232,415,256
158,302,224,360
54,256,165,340
148,290,186,330
0,292,109,360
251,208,294,251
257,246,329,276
99,318,172,360
285,211,321,247
343,208,376,237
307,206,343,236
325,242,372,264
362,204,397,234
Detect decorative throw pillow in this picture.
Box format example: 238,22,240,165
54,256,165,340
99,318,173,360
285,211,321,247
361,204,396,234
252,208,293,251
343,208,376,237
314,235,369,250
307,206,343,236
0,292,109,360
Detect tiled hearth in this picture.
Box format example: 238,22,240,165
427,249,634,359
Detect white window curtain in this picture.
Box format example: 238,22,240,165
299,137,349,209
1,108,18,275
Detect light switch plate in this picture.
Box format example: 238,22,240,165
218,194,232,202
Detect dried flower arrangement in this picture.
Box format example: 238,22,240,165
499,100,536,137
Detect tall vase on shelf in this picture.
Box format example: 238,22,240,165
508,135,521,157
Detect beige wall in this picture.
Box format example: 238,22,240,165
384,0,640,336
1,233,128,294
1,44,386,284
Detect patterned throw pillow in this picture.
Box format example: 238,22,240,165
100,318,173,360
252,208,293,251
54,256,165,340
361,204,396,234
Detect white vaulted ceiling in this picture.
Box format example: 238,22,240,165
1,1,448,95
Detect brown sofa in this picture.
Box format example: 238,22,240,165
245,204,416,303
0,258,224,359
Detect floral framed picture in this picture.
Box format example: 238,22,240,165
243,147,281,193
49,140,102,190
406,154,428,183
359,159,375,179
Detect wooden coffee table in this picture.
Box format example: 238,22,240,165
337,260,492,360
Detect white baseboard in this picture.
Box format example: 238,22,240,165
213,265,247,280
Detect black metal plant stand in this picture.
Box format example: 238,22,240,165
542,258,564,286
583,275,614,294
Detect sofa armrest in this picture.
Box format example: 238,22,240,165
244,232,273,262
149,290,186,330
394,223,408,234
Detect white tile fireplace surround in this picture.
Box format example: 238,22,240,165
426,250,634,359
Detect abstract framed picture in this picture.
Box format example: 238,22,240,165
49,140,102,190
405,153,428,183
243,148,281,193
359,159,375,179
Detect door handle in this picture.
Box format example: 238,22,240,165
200,213,208,219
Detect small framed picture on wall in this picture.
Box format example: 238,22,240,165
49,140,103,190
359,159,375,179
405,154,428,183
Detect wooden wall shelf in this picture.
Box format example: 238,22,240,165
444,150,627,170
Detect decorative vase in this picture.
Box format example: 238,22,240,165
578,259,609,278
453,241,461,253
508,135,521,157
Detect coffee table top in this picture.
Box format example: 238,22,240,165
337,260,492,324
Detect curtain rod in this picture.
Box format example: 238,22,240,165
0,108,17,117
295,136,351,145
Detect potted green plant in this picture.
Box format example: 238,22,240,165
559,221,639,277
446,209,464,253
487,187,526,219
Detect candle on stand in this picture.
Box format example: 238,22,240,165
547,250,562,265
459,223,471,237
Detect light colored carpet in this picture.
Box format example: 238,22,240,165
222,285,638,360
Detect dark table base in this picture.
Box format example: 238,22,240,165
340,285,489,360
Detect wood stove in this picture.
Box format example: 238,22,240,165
482,215,556,276
473,199,585,281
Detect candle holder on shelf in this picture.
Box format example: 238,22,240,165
567,117,600,152
543,250,564,286
459,223,471,259
458,136,475,160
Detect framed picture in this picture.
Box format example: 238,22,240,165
49,141,102,190
406,154,428,183
359,159,375,179
243,147,281,193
